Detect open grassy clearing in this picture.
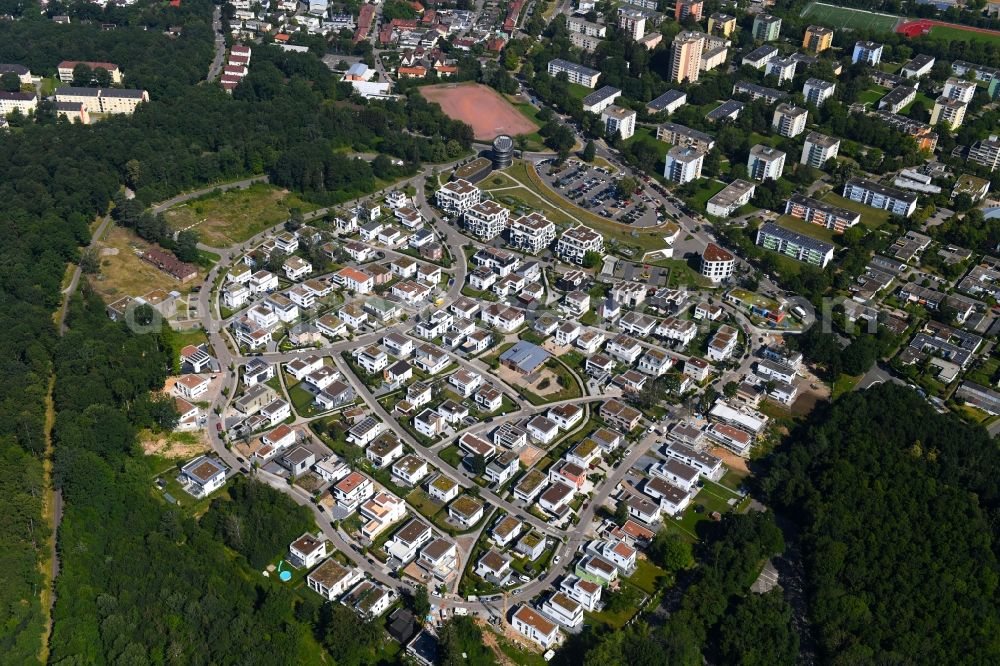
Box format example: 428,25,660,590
90,226,200,303
162,183,319,247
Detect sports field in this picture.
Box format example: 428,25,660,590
420,82,539,141
898,19,1000,46
801,2,900,33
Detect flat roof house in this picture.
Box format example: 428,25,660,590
307,557,362,601
180,456,227,498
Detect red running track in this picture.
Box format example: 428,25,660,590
897,18,1000,38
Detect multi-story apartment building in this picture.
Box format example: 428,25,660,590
463,200,509,240
747,144,786,180
706,179,755,217
802,25,833,53
675,0,703,21
567,17,606,37
852,41,884,65
771,104,808,137
803,78,835,106
733,81,789,104
873,110,939,152
508,212,555,254
54,87,149,114
842,178,917,217
785,194,860,232
555,225,604,264
670,31,705,83
57,60,123,83
878,85,916,114
766,57,797,85
435,179,481,214
547,59,601,88
663,146,704,183
756,222,835,267
800,131,840,168
707,12,736,37
602,105,636,140
581,85,622,114
0,91,37,115
901,54,935,78
930,96,967,129
570,31,603,51
942,77,976,103
617,8,647,40
968,135,1000,171
752,14,781,41
742,45,778,69
656,122,715,151
646,89,687,115
700,242,736,282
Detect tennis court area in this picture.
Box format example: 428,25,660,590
801,2,900,33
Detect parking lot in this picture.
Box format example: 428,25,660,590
537,160,663,228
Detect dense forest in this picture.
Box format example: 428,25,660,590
50,292,323,665
0,0,474,661
760,384,1000,664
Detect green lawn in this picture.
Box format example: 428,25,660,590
687,179,727,214
856,88,888,105
775,214,841,245
520,359,583,406
438,444,465,470
623,126,670,163
820,191,892,228
405,489,444,520
627,558,669,594
899,91,936,115
567,82,592,100
832,373,862,400
929,25,1000,47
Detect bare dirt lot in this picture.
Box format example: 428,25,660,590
141,430,209,459
420,82,539,141
708,446,750,475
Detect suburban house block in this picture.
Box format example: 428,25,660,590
307,558,362,600
512,605,562,649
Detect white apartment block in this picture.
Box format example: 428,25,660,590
464,200,509,240
508,212,555,254
942,77,976,104
803,78,835,105
663,146,704,184
747,145,786,181
800,132,840,168
435,179,481,214
771,104,807,138
555,225,604,265
601,105,636,140
547,59,601,88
